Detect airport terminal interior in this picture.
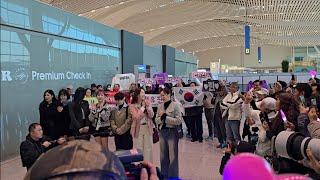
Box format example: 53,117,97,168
1,0,320,180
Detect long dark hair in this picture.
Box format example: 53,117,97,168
131,88,142,104
42,89,57,103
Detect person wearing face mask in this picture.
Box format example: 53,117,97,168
39,89,60,140
56,89,72,137
155,88,182,179
68,87,90,138
129,88,154,162
307,106,320,139
88,90,116,149
110,92,133,150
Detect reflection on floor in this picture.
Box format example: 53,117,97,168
1,123,223,180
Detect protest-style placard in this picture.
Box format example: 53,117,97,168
112,73,135,91
145,94,162,107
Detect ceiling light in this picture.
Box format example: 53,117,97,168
105,6,110,8
91,10,96,13
159,4,166,8
139,31,143,34
119,2,124,5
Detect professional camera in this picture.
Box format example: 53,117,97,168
115,149,163,180
249,127,259,147
272,131,320,173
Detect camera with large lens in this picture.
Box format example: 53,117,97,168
115,149,163,180
273,131,320,173
250,127,259,147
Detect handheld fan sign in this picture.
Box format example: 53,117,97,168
309,70,317,79
317,118,320,122
280,109,287,123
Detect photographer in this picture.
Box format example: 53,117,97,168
219,141,255,175
20,123,65,170
24,140,160,180
243,93,277,156
307,106,320,139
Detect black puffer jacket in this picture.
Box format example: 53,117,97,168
20,135,54,170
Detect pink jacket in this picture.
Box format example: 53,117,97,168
129,101,154,138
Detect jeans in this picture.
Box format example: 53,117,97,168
225,120,241,143
204,108,214,137
159,128,179,178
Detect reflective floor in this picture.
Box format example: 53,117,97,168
1,120,223,180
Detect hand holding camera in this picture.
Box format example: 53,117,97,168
42,141,52,148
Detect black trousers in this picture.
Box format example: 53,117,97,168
183,116,191,135
114,130,133,150
213,107,226,144
204,108,215,137
187,114,203,141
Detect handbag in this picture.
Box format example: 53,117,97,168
152,128,159,144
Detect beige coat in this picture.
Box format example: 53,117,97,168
308,121,320,139
155,101,183,129
110,104,132,135
129,102,154,138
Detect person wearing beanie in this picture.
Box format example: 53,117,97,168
243,93,277,157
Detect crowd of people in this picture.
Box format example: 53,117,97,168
19,75,320,179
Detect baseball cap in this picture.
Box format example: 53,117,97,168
24,140,126,180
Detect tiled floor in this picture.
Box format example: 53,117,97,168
1,120,224,180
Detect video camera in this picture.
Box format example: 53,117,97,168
115,149,163,180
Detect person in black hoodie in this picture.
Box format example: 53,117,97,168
68,87,90,137
39,89,60,140
20,123,65,170
57,89,71,137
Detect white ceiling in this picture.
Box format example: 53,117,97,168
40,0,320,58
